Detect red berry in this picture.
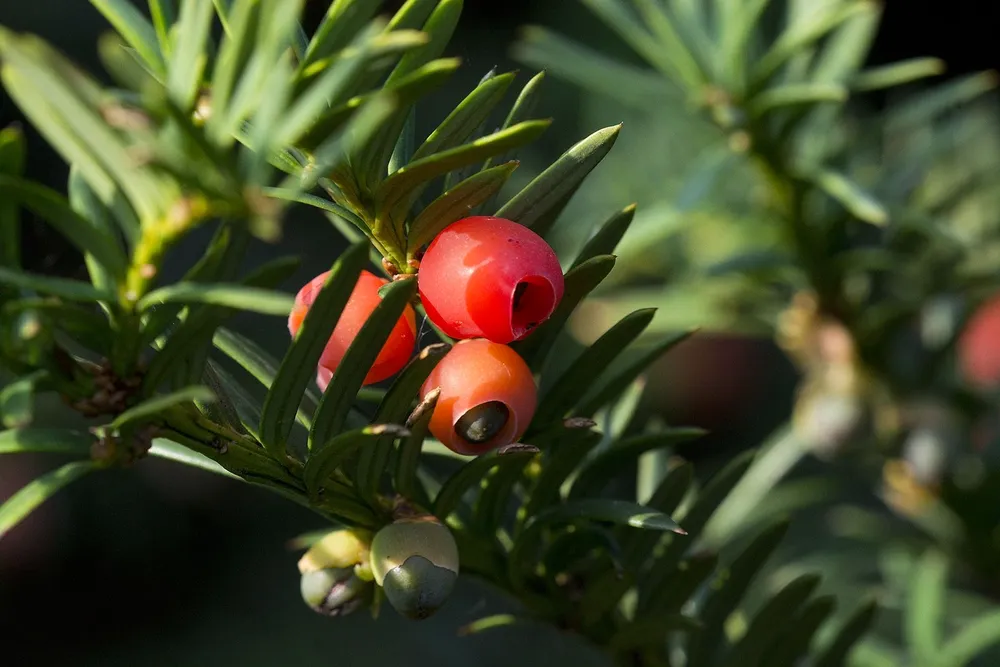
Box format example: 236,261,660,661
419,339,537,455
417,216,564,343
289,270,416,387
959,294,1000,389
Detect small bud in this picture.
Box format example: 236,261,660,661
793,386,865,458
369,516,459,620
882,459,937,516
728,131,751,153
381,257,400,276
193,93,212,125
300,567,373,617
90,435,116,464
17,311,42,340
903,426,949,486
297,528,371,575
563,417,597,430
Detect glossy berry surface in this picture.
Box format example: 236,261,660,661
289,270,416,387
369,519,459,620
420,339,537,455
417,216,564,344
959,294,1000,389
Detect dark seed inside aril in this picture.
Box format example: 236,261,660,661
455,401,510,443
512,283,528,310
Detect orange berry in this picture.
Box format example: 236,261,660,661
419,339,537,455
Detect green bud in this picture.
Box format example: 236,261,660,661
6,309,53,366
300,567,373,617
298,528,371,574
369,517,460,620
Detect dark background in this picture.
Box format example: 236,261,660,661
1,1,998,666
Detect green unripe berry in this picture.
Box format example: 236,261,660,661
369,517,460,620
382,555,457,620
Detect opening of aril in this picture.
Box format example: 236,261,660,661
510,277,556,335
454,401,510,444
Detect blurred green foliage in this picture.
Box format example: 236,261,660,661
514,1,1000,665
